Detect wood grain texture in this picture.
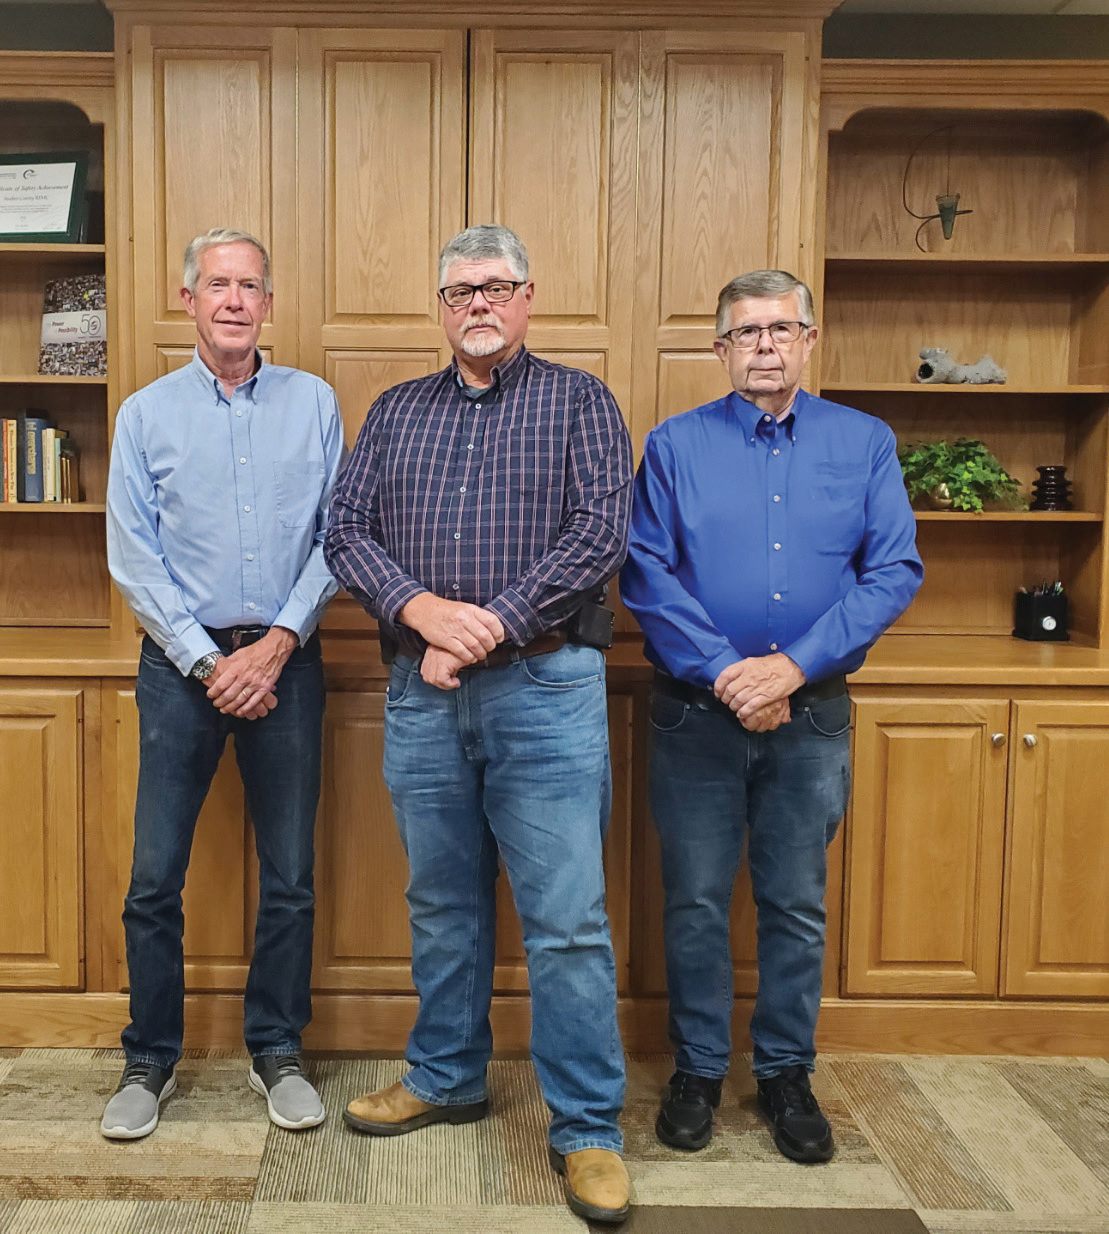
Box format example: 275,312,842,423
0,687,83,989
846,697,1008,996
1003,699,1109,998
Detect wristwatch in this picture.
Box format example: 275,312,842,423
188,651,220,681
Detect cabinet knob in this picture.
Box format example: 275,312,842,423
991,733,1006,747
1023,733,1038,748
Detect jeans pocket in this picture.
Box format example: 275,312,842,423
802,693,852,738
649,691,690,733
385,659,416,706
520,645,603,688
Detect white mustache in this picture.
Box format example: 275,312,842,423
462,315,501,334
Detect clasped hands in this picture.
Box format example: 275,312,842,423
712,652,805,732
204,626,299,720
399,592,506,690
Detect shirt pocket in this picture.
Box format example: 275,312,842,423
807,466,868,557
273,462,325,529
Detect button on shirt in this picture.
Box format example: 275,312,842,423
107,349,346,675
324,347,633,653
620,388,923,690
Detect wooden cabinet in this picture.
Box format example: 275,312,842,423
0,56,115,634
1004,699,1109,998
847,691,1109,1003
0,685,84,989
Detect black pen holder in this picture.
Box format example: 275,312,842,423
1013,591,1069,641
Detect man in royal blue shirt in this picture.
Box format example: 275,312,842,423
621,269,922,1164
104,228,344,1141
325,225,633,1225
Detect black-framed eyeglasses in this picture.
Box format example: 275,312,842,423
719,321,810,349
438,280,525,309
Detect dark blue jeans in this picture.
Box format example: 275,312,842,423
382,646,625,1154
648,687,851,1079
121,635,324,1068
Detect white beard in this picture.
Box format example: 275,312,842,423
460,320,506,358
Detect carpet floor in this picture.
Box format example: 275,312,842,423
0,1050,1106,1232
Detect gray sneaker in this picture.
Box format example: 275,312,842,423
100,1061,176,1140
248,1055,326,1130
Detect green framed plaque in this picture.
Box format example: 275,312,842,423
0,152,89,243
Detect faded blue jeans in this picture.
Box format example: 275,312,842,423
648,686,851,1080
382,645,625,1154
122,634,324,1068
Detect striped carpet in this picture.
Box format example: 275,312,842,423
0,1050,1107,1232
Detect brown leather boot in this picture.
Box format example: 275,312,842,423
343,1080,488,1136
548,1145,631,1224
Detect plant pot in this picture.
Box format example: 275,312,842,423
923,483,955,510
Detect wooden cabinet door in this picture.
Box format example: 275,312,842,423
632,29,819,458
846,696,1009,996
127,24,298,388
1003,700,1109,998
105,686,257,994
0,686,83,989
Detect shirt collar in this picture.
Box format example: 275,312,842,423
189,346,265,404
449,343,530,398
728,387,805,445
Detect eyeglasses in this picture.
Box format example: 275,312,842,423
438,280,525,309
719,321,810,349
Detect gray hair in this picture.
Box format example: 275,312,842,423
715,270,815,337
183,228,272,295
438,224,529,287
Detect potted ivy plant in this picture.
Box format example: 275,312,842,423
897,437,1027,513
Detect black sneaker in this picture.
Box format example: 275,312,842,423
756,1065,834,1163
655,1070,722,1151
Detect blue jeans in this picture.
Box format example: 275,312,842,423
121,635,325,1068
648,686,851,1079
382,644,625,1154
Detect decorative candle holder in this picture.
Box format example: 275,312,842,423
1029,465,1072,511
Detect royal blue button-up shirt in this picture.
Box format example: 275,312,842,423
107,349,345,675
324,346,632,655
620,387,923,689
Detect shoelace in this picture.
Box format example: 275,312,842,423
670,1072,717,1105
268,1054,305,1080
119,1060,163,1088
767,1068,819,1117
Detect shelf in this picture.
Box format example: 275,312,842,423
0,243,105,258
914,511,1101,522
821,383,1109,395
0,375,107,386
826,253,1109,273
0,503,104,514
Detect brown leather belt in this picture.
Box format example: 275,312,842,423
468,631,567,670
654,670,847,715
203,624,269,652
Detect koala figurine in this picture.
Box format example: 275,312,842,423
915,347,1007,385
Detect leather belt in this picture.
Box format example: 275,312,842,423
203,625,269,653
654,670,847,715
467,631,567,671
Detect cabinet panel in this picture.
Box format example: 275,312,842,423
846,697,1009,996
129,25,297,383
470,29,638,415
297,29,465,375
633,30,816,457
110,687,257,993
1004,700,1109,998
0,687,83,989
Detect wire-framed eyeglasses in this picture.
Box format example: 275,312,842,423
719,321,810,350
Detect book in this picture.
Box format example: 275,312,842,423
38,274,107,378
53,428,69,503
42,427,55,501
3,419,16,502
59,438,80,503
16,411,50,503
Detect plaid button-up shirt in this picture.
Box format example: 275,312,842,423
324,346,633,654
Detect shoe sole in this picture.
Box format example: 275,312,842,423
248,1067,326,1131
756,1093,835,1164
342,1097,489,1136
655,1111,712,1151
99,1073,177,1140
548,1144,630,1225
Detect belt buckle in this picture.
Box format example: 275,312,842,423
230,627,260,652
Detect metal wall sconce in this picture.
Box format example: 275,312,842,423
902,124,973,251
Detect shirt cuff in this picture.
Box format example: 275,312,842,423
780,634,824,684
378,578,429,628
702,647,743,691
165,621,220,678
272,599,316,647
485,590,537,646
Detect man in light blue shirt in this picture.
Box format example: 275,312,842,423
622,270,921,1165
103,228,344,1141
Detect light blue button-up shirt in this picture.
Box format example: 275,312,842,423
107,349,345,675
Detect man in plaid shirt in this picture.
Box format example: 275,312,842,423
324,225,633,1225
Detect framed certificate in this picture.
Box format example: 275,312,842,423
0,152,88,243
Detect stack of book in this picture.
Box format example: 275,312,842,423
1,411,81,503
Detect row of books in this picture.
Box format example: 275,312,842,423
1,412,81,503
